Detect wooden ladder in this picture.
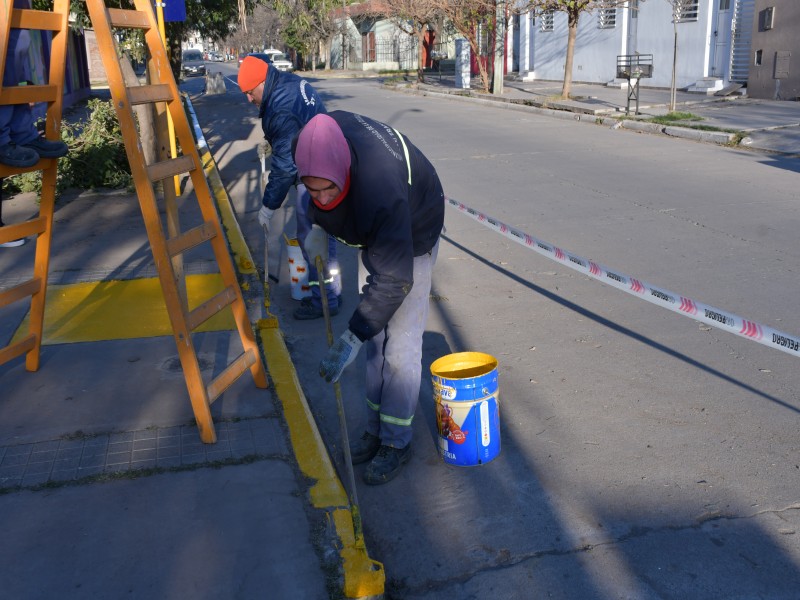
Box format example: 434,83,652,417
0,0,70,372
81,0,268,442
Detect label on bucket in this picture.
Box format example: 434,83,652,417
434,394,500,466
431,352,501,467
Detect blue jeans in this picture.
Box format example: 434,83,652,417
362,239,439,448
295,184,341,309
0,28,37,147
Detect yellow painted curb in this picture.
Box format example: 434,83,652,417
200,147,256,275
260,326,385,597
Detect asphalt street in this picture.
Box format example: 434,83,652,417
2,64,798,599
187,66,800,599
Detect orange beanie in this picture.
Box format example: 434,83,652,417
238,56,269,92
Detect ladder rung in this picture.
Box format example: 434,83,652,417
207,349,258,405
0,158,55,179
165,222,217,258
0,334,37,366
107,8,151,29
0,216,47,244
127,84,174,105
187,285,237,331
0,84,58,106
0,278,42,310
10,8,63,31
146,155,195,182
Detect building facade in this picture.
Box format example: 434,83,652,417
748,0,799,99
511,0,756,93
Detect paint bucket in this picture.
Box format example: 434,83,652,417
284,236,311,300
431,352,500,466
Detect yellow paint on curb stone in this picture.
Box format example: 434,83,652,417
333,509,386,598
200,147,256,276
12,274,234,345
259,325,385,597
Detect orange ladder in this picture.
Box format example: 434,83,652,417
81,0,268,442
0,0,70,371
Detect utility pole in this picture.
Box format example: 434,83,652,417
668,0,680,113
341,0,346,70
492,0,505,95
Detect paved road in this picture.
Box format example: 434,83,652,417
195,69,800,599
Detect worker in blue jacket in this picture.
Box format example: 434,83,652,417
238,55,341,319
294,112,445,485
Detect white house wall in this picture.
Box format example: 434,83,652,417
532,10,624,83
634,1,714,88
525,1,725,89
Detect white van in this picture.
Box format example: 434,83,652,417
262,49,293,72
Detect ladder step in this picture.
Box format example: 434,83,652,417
0,278,42,310
146,155,195,182
165,221,217,258
107,8,151,29
207,349,258,404
0,84,58,106
127,84,174,105
0,216,47,244
0,334,36,366
187,285,237,331
0,159,55,178
10,8,63,31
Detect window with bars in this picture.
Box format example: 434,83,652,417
540,9,554,32
673,0,699,23
598,6,617,29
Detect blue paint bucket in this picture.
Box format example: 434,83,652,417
431,352,501,466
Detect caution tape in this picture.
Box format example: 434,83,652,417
447,197,800,358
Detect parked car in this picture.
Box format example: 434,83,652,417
181,49,206,77
208,51,224,62
237,53,247,65
262,49,294,72
242,53,275,71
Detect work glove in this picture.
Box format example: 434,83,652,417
320,329,363,383
257,140,272,160
303,225,328,263
258,206,274,232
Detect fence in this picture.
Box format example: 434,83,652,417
350,36,418,70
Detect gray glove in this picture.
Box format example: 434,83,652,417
258,206,274,232
320,329,363,383
303,225,328,262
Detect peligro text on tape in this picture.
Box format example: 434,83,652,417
446,197,800,358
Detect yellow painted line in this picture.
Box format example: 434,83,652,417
12,274,233,345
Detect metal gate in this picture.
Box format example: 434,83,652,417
729,0,755,83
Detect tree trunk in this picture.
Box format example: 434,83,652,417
560,9,579,99
416,28,426,83
324,36,333,71
466,36,490,93
120,54,157,167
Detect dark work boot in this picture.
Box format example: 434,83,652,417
363,444,412,485
20,135,68,159
0,142,39,167
349,431,380,465
293,296,339,320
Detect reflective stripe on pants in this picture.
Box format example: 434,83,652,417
362,239,439,448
